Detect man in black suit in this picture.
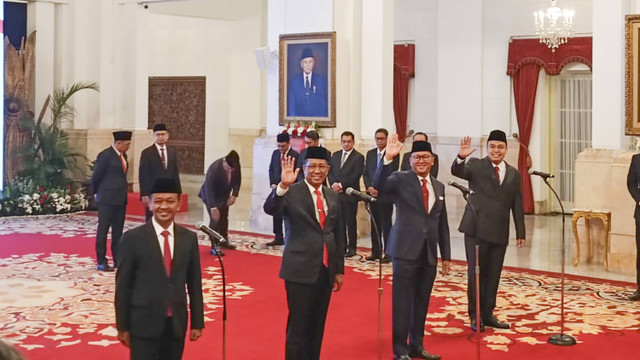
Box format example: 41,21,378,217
329,131,364,257
116,178,204,360
374,136,450,360
451,130,526,331
267,133,300,246
91,131,132,272
199,150,241,253
626,154,640,301
296,130,321,182
363,128,398,262
139,123,182,222
401,132,439,178
263,147,345,360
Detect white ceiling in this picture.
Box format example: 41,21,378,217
145,0,265,21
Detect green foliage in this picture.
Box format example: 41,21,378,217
0,177,88,217
16,82,99,187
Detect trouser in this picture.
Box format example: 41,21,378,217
464,235,507,320
130,317,185,360
96,203,126,266
273,211,284,241
208,206,229,247
340,197,359,253
284,267,332,360
370,200,393,257
391,244,436,356
636,217,640,287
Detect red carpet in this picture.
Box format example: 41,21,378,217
0,213,639,359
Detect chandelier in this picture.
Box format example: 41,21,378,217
534,0,575,52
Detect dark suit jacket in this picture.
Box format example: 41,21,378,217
263,182,345,284
328,149,365,203
451,156,525,245
199,157,241,210
401,152,439,178
627,154,640,219
363,148,399,204
287,72,328,117
269,148,300,186
91,146,129,206
139,144,182,198
373,166,451,264
115,223,204,338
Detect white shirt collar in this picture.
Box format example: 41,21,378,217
155,143,166,151
112,145,122,156
152,217,174,237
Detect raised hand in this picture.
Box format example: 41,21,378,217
458,136,477,159
280,155,300,188
385,133,403,161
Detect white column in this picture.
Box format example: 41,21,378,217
266,0,286,136
436,0,483,138
27,1,55,114
360,0,394,139
592,0,628,149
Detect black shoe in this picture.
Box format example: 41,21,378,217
345,249,357,257
219,241,237,250
366,255,381,261
630,291,640,301
266,240,284,246
97,264,114,272
409,349,441,360
483,316,510,329
393,355,411,360
470,318,485,332
380,255,392,264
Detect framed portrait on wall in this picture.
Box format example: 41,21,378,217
279,31,336,127
626,15,640,135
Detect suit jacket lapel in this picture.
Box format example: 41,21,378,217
408,173,429,215
145,223,167,278
300,185,321,230
323,186,336,230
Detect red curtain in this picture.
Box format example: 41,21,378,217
507,37,592,214
512,64,539,214
394,44,415,142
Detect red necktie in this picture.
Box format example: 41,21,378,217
161,230,173,316
119,154,127,173
421,179,430,214
315,190,329,267
494,166,501,185
160,147,166,169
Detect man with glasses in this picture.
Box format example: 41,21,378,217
363,128,398,262
373,135,450,360
451,130,526,332
401,132,439,178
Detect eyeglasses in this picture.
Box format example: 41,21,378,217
304,164,329,171
411,155,432,162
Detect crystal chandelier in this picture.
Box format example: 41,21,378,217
534,0,575,52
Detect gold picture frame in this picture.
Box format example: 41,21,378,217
625,15,640,135
279,31,336,127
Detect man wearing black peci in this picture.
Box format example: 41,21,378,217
329,131,365,257
263,147,345,360
91,130,132,272
116,177,204,360
374,135,450,360
400,132,439,178
267,133,300,246
451,130,526,331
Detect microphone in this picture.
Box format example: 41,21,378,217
528,169,555,179
345,187,377,202
195,222,226,243
447,180,475,195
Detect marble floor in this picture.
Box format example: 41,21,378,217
173,189,636,284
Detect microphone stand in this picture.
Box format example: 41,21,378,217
364,201,384,360
461,192,481,337
209,235,229,359
542,177,576,346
